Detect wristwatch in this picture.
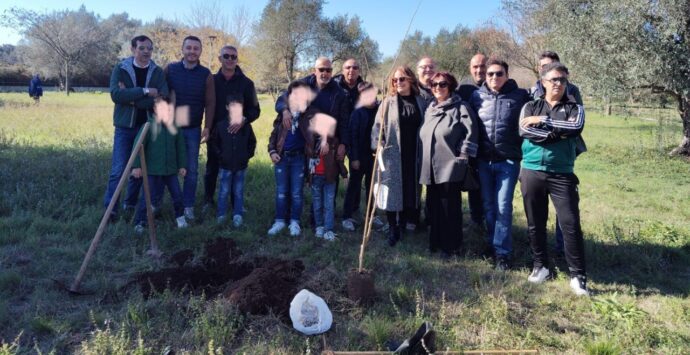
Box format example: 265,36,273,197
143,88,150,96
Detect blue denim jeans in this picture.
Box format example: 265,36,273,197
478,159,520,258
103,125,144,213
274,154,305,222
181,127,201,208
217,168,246,218
134,174,184,225
311,175,336,230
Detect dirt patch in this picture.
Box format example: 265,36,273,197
222,259,304,315
133,238,303,315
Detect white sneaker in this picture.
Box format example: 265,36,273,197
232,215,243,227
323,230,336,241
184,207,195,221
527,266,550,284
176,216,188,229
315,226,325,238
342,218,356,231
570,276,590,296
405,222,416,231
288,221,301,237
268,220,286,235
217,215,226,224
134,224,145,234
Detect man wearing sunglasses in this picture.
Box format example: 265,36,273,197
529,51,586,257
333,58,364,112
203,45,260,215
469,58,530,271
104,35,168,222
164,36,216,222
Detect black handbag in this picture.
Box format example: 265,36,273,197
460,164,480,192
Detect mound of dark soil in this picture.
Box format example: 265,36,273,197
133,238,304,315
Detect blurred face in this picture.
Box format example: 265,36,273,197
218,48,238,71
486,64,508,93
132,39,153,65
342,59,360,85
314,58,333,88
470,54,487,84
541,70,568,99
182,39,202,64
392,70,411,95
417,58,436,86
538,57,555,72
431,76,450,102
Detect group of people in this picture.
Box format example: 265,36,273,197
104,34,589,296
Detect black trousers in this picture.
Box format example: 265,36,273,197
204,140,220,203
519,168,586,277
467,157,484,223
427,182,463,254
343,158,373,219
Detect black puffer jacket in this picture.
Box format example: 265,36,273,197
469,79,530,161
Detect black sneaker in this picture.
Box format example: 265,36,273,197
495,257,511,271
387,226,400,247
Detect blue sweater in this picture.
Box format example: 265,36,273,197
166,61,211,128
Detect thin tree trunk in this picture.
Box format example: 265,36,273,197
670,95,690,156
65,62,71,96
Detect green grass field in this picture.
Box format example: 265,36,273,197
0,92,689,354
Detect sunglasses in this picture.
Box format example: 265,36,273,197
431,81,449,89
317,67,333,73
487,71,505,78
222,54,238,60
544,77,567,85
391,77,408,84
344,65,359,70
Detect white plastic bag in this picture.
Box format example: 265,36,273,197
289,289,332,335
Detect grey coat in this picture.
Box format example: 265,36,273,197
371,94,428,211
419,94,479,185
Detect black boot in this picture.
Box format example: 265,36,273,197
387,225,400,246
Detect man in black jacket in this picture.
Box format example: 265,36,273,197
203,45,261,214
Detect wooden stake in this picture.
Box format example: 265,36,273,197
69,122,151,293
138,148,162,258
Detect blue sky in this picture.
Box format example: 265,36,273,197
0,0,503,58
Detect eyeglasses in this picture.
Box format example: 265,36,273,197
317,67,333,73
222,54,238,60
431,81,448,89
544,77,567,85
344,65,359,70
391,77,408,84
487,71,505,78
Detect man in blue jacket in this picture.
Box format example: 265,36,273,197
104,35,168,221
164,36,216,221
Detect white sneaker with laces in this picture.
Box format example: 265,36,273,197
176,216,188,228
570,276,590,296
288,220,301,237
233,215,243,227
183,207,195,221
323,230,336,241
217,215,226,224
268,220,286,235
315,226,325,238
134,224,145,234
405,222,416,231
527,266,550,284
342,218,356,231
